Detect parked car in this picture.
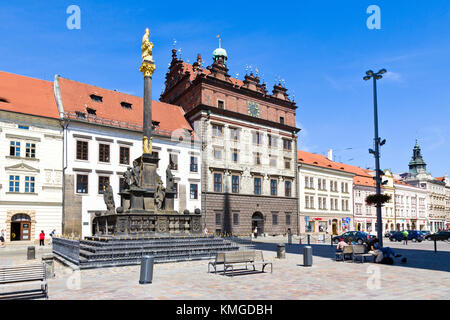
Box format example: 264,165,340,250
420,230,431,239
385,231,396,238
389,230,424,242
332,231,375,245
425,231,450,241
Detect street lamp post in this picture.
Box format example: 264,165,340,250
364,69,387,247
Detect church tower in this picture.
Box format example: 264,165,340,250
408,140,427,175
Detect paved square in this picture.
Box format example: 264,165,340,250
1,238,449,300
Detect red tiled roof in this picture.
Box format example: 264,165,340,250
0,71,59,119
353,175,376,187
297,150,379,187
57,76,194,136
297,150,371,176
436,177,445,182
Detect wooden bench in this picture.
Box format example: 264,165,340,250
352,245,374,263
208,251,272,276
0,264,48,300
335,245,353,261
208,252,225,273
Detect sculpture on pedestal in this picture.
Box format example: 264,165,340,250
91,27,202,237
155,179,166,210
103,182,115,214
166,164,174,191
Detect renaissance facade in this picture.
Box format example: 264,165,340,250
160,47,300,235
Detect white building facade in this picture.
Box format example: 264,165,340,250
393,180,428,231
298,151,354,235
54,75,201,237
0,97,63,242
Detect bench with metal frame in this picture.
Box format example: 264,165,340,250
0,263,48,300
208,251,272,276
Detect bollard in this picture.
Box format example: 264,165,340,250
303,246,313,267
42,253,55,278
139,255,154,284
277,243,286,259
434,237,437,253
27,246,35,260
307,234,311,245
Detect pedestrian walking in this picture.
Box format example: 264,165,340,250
253,226,258,239
402,230,408,245
39,230,45,246
0,229,5,248
49,229,56,244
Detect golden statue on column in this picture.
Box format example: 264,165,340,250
140,28,156,77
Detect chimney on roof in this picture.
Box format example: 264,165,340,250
327,149,333,161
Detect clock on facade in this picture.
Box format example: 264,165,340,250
247,101,260,118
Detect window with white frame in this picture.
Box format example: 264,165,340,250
9,175,20,192
24,176,35,193
25,143,36,158
9,141,20,157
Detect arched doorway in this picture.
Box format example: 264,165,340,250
10,214,32,241
251,212,264,236
332,219,338,235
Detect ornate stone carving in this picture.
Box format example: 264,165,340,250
191,217,201,233
103,182,115,214
154,179,166,210
166,164,174,191
131,160,141,187
156,217,168,233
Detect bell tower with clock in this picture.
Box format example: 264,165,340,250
160,41,301,236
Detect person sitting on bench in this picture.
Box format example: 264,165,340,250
336,238,348,252
369,238,402,263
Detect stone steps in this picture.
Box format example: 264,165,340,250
64,236,240,269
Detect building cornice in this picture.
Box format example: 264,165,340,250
185,104,300,133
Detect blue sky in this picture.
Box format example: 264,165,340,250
1,0,449,176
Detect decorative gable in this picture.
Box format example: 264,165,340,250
5,162,40,173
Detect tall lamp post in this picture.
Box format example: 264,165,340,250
364,69,387,247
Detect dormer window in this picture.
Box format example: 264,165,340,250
121,102,132,109
90,94,103,102
76,111,86,119
86,107,96,115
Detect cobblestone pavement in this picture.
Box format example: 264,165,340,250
1,240,449,300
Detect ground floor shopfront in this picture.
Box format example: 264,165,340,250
429,220,446,232
354,217,427,233
0,205,62,243
300,215,353,235
203,192,299,236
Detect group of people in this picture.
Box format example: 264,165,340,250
0,229,56,247
336,236,406,265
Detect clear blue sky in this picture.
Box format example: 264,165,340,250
1,0,449,176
